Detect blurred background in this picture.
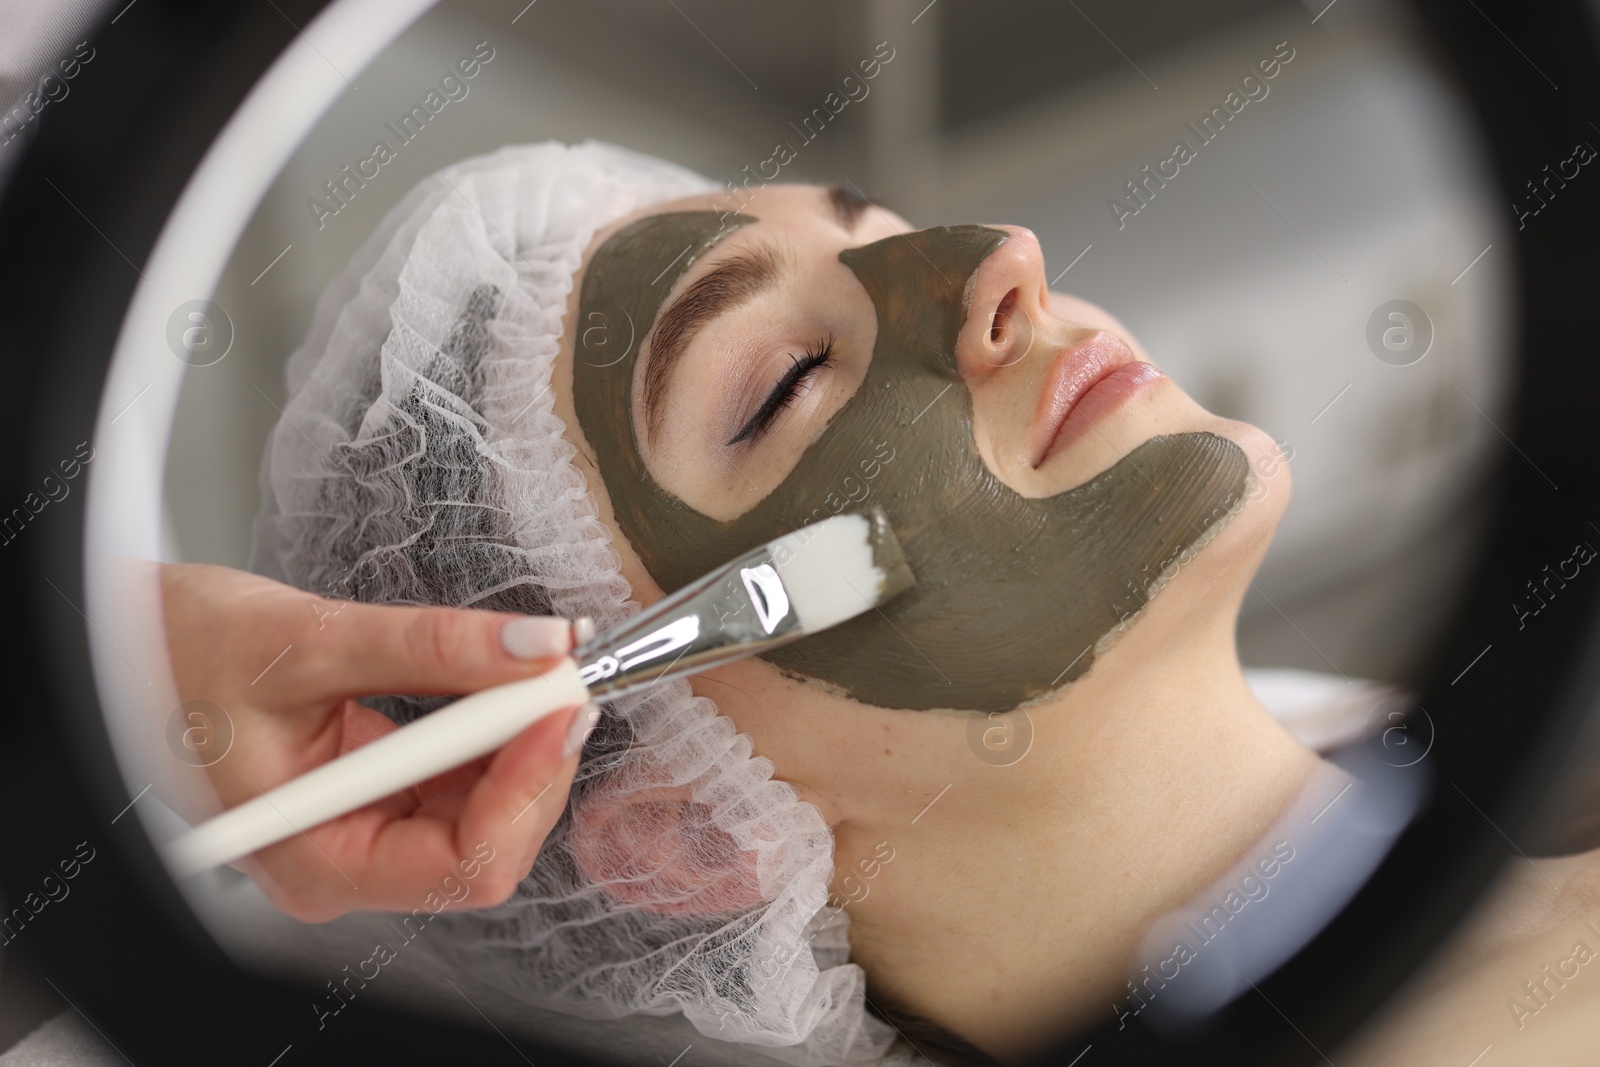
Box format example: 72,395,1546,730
147,0,1508,684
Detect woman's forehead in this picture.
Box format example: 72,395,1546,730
605,183,909,255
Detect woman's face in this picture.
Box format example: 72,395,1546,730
613,186,1201,514
552,182,1290,821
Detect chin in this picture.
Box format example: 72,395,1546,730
1222,415,1291,514
1189,413,1292,584
1096,414,1286,675
1145,376,1292,528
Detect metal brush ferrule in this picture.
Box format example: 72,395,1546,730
575,542,803,701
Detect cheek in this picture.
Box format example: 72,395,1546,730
553,329,670,609
583,451,668,607
964,365,1044,488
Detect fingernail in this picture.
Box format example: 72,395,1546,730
563,702,601,758
501,616,572,659
573,616,596,646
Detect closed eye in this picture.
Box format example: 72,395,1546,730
726,336,835,447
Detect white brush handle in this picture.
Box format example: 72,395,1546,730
164,659,590,879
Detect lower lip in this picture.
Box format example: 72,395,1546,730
1040,361,1165,464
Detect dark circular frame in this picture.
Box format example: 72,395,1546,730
2,1,1598,1064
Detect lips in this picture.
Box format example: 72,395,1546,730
1031,331,1163,468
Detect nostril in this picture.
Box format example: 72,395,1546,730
990,288,1018,345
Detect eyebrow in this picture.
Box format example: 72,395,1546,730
825,183,874,231
643,240,785,441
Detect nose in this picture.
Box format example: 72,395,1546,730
957,225,1049,374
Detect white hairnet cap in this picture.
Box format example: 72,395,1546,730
250,141,907,1066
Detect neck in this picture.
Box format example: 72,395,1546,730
836,603,1324,1062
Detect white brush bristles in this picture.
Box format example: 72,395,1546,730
770,513,887,633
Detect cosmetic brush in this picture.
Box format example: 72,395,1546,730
164,510,913,878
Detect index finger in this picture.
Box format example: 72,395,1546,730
270,600,576,704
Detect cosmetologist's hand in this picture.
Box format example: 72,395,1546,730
159,562,598,921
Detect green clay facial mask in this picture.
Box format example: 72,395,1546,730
574,213,1249,712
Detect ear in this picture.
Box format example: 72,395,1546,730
569,782,765,916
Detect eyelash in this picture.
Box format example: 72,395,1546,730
726,335,836,447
